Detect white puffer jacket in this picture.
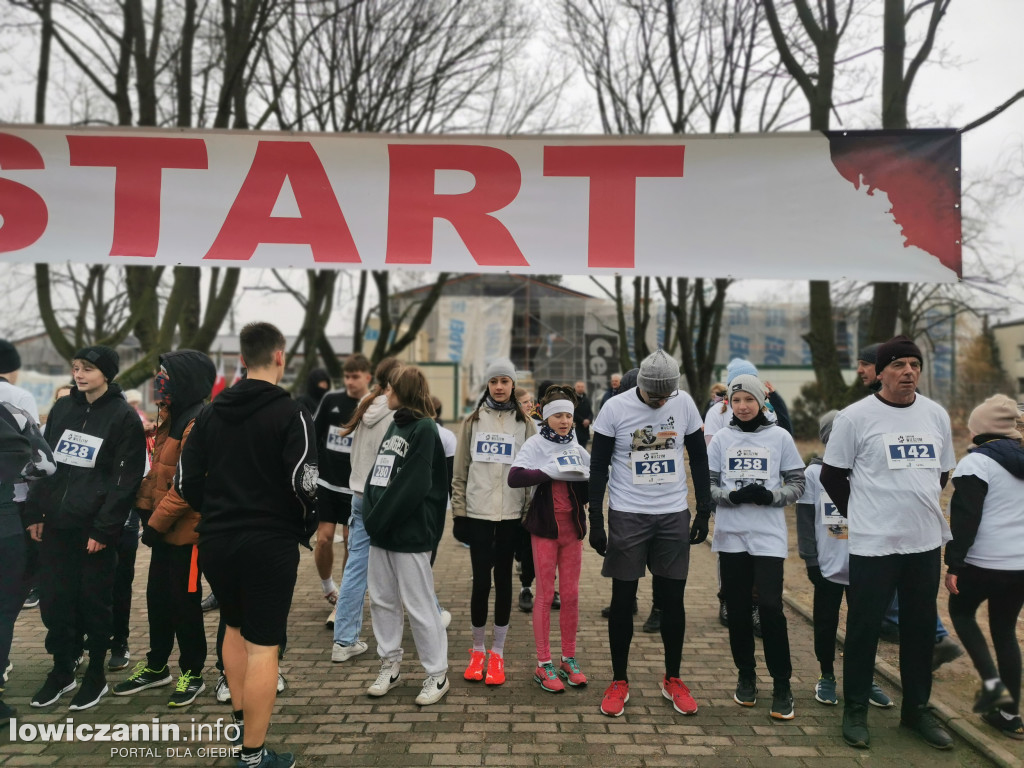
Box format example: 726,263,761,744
452,406,536,521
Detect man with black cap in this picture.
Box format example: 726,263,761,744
855,344,882,391
821,335,957,751
24,346,146,711
588,350,713,719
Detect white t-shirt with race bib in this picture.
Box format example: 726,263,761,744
799,462,849,584
951,451,1024,571
824,394,955,557
592,387,703,514
708,425,803,558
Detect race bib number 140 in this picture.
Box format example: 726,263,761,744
54,429,103,468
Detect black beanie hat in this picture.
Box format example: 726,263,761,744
0,340,20,373
857,343,880,365
875,335,922,375
73,345,120,382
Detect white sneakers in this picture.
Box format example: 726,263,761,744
415,674,449,706
332,641,368,663
439,609,452,629
367,660,401,697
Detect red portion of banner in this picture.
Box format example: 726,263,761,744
68,136,208,258
385,144,528,266
0,133,48,253
544,145,686,269
828,131,961,277
205,141,361,263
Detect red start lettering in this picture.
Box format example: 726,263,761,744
0,133,48,253
544,145,685,269
68,135,208,257
386,144,528,266
205,141,361,263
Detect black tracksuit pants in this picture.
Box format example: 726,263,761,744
39,527,117,673
0,532,26,676
146,539,207,674
111,510,140,647
845,548,939,720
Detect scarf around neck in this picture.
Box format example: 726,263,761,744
540,423,574,444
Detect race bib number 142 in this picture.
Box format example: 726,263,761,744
883,433,940,470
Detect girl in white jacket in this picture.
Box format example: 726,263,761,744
451,359,536,686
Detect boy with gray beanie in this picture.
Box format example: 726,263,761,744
588,349,713,718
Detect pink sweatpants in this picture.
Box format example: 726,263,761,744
530,505,582,663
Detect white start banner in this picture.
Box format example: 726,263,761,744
0,126,961,282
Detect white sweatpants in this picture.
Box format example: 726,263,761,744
367,546,449,676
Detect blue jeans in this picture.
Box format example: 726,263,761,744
333,495,370,646
884,593,948,640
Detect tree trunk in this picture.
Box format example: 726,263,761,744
805,280,848,405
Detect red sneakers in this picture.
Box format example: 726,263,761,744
533,663,565,693
558,657,588,687
661,676,698,715
463,650,486,682
484,652,505,685
600,680,630,717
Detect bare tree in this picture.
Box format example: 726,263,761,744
564,0,800,395
251,0,566,372
8,0,282,385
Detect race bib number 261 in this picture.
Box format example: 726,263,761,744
630,450,678,485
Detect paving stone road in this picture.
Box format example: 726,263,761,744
1,529,1001,767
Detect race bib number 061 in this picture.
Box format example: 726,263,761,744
54,429,103,468
883,433,940,469
472,433,515,464
630,450,678,485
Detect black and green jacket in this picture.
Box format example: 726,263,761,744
363,409,448,553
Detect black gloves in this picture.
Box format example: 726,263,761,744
728,483,774,506
588,511,607,557
806,565,825,586
688,512,710,545
140,524,161,548
452,516,471,545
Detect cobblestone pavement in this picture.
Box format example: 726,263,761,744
1,531,1000,767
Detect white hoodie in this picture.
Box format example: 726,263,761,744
348,395,395,497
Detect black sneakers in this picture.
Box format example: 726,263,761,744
69,672,108,711
642,607,662,634
843,702,870,748
201,593,219,612
168,670,205,707
108,643,131,671
901,706,953,750
113,663,173,695
31,672,76,707
973,681,1013,714
518,587,534,613
770,680,795,720
734,671,757,707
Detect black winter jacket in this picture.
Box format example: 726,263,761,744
24,383,146,545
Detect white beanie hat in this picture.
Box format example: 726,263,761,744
637,350,680,394
483,358,516,384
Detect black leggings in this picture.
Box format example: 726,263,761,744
719,552,791,681
812,577,845,675
948,565,1024,715
609,576,686,681
466,518,520,628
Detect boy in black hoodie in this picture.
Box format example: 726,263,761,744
178,323,316,768
24,346,146,711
